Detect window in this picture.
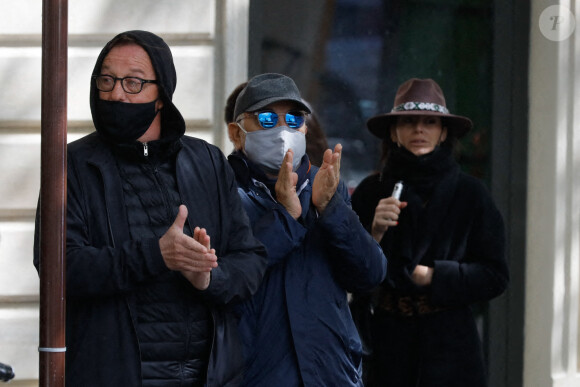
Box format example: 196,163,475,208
250,0,493,190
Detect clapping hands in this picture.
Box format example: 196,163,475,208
312,144,342,214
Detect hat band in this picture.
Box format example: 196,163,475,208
392,102,449,114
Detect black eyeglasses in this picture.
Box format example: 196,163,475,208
250,111,308,129
93,75,158,94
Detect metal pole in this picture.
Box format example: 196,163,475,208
39,0,67,385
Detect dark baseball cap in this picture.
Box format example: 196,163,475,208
233,73,311,120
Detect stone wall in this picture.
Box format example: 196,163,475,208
0,1,248,384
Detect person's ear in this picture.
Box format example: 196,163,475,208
155,98,164,111
228,122,244,150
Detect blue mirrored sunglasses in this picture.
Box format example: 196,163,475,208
253,111,307,129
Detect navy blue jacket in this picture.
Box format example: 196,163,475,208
34,134,267,386
229,154,387,386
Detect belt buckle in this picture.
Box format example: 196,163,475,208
397,296,415,316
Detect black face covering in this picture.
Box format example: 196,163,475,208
95,99,159,143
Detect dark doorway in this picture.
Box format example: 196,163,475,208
248,1,528,385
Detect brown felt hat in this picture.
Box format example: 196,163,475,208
367,78,473,139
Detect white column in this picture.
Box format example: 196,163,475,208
214,0,250,153
526,0,580,386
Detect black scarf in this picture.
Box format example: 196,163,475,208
383,144,457,201
381,145,460,292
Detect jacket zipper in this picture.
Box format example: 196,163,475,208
143,142,149,157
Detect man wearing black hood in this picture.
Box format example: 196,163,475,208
33,30,267,386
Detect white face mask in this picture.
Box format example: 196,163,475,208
241,126,306,175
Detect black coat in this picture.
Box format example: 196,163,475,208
351,146,509,386
34,133,267,386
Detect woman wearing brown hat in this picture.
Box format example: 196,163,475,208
351,78,509,386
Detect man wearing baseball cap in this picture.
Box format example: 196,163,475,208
227,73,387,386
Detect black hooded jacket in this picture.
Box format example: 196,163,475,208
34,30,267,386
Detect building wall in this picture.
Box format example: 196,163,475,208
0,1,248,385
526,0,580,386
